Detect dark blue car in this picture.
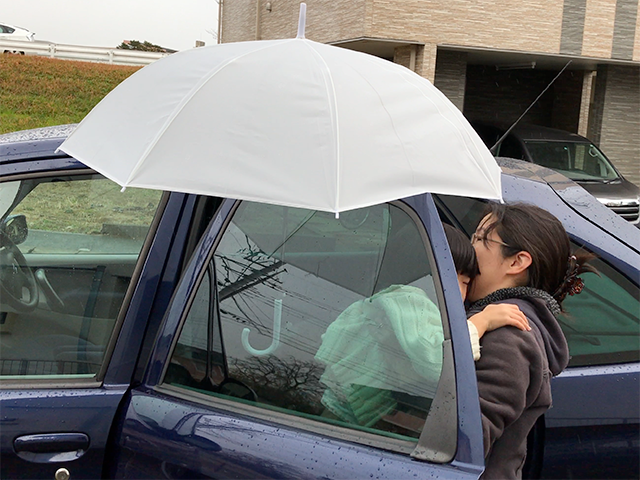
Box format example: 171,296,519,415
1,126,638,479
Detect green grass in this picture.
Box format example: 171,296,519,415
13,179,162,235
1,55,157,233
0,54,140,134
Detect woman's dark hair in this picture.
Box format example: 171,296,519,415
480,203,596,305
443,224,480,279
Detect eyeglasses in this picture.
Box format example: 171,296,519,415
471,232,512,248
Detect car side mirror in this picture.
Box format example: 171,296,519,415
1,214,28,245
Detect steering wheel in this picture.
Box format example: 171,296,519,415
0,230,39,312
218,378,258,402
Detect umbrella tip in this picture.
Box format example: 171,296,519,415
120,186,127,193
296,3,307,39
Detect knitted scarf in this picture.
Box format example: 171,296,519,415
469,286,561,317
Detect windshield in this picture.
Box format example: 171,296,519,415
524,141,620,182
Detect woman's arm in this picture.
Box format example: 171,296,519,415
475,324,545,457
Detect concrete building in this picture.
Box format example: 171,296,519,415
219,0,640,184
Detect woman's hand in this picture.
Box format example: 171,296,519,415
469,303,530,338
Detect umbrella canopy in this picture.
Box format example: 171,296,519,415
59,29,501,213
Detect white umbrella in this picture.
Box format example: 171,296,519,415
59,5,501,213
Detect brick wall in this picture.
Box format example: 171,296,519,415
221,0,368,43
222,0,638,62
582,0,617,57
592,65,640,184
434,50,468,111
551,71,584,133
221,0,567,54
367,0,564,54
220,0,257,43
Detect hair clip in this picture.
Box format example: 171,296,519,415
568,277,584,296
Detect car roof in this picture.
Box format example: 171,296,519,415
497,156,639,252
0,125,609,196
0,23,31,31
0,124,76,162
497,156,575,186
472,121,591,143
510,124,590,142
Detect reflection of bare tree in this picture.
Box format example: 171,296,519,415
230,355,325,415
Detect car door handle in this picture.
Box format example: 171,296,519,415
14,433,89,463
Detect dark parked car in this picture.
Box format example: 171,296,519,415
472,122,640,225
0,126,638,479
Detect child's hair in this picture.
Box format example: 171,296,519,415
443,224,480,279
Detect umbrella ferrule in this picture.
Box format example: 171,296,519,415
296,3,307,39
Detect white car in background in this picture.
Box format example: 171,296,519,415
0,23,35,41
0,23,35,53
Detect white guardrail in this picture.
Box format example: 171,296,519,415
0,39,169,66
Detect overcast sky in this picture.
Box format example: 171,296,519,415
1,0,219,51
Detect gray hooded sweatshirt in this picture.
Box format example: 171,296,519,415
467,287,570,480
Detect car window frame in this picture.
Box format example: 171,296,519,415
151,197,465,461
0,168,170,389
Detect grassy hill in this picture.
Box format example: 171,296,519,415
0,55,140,134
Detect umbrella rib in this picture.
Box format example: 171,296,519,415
302,41,340,213
125,39,300,186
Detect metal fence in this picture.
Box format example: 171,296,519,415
0,39,169,66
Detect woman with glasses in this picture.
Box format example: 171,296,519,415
466,203,594,479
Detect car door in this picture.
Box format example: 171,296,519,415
107,196,485,479
0,160,195,479
540,243,640,480
534,213,640,480
498,174,640,480
436,174,640,480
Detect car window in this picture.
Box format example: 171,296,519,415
0,175,162,379
165,201,446,443
524,141,620,181
559,253,640,367
497,134,525,160
9,177,160,254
